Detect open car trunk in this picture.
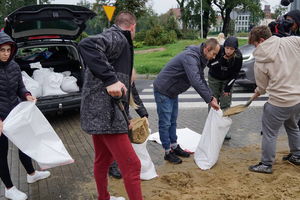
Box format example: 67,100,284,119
15,42,83,113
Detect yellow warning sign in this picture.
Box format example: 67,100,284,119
103,5,116,22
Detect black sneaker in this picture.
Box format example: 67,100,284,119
248,162,273,174
172,145,190,158
288,155,300,165
164,151,182,164
282,153,293,161
109,161,122,179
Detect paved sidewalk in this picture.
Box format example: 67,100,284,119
0,104,276,200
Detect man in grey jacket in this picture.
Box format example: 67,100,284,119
78,12,143,200
153,38,221,164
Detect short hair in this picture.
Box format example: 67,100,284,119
204,38,219,50
115,11,136,28
248,26,272,45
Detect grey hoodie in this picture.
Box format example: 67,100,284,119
153,44,212,103
254,36,300,107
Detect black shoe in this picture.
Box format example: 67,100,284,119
248,162,273,174
282,153,293,161
225,133,231,140
288,155,300,165
164,151,182,164
172,145,190,158
109,161,122,179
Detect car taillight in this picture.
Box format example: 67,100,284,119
28,35,61,40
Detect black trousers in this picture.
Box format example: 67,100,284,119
0,134,35,188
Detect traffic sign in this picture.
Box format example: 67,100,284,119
103,5,116,22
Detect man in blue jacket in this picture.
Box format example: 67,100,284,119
153,38,221,164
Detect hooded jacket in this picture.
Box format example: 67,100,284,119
0,32,30,120
153,44,212,103
78,25,134,134
254,36,300,107
208,37,243,92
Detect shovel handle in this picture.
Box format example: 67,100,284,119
245,94,256,107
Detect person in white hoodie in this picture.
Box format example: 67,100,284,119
247,25,300,174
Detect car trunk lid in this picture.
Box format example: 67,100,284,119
4,4,96,42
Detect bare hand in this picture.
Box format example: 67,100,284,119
253,90,261,100
128,120,134,130
143,116,149,127
26,95,37,102
0,120,3,136
209,97,220,110
223,92,231,96
106,81,127,97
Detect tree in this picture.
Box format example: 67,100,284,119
213,0,263,36
0,0,50,28
183,0,216,38
272,5,288,19
176,0,188,31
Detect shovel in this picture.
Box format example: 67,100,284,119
223,95,256,117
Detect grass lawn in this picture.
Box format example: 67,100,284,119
134,38,248,75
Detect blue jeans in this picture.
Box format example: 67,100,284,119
154,91,178,150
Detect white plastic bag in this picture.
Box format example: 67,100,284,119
32,68,52,86
3,101,74,169
61,76,79,93
132,135,158,180
22,71,42,97
43,72,67,96
194,109,232,170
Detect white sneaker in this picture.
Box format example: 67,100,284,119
27,170,51,184
110,196,126,200
5,186,28,200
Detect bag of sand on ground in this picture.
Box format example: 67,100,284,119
3,101,74,169
194,109,232,170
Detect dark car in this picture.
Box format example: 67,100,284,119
235,44,256,89
4,4,96,114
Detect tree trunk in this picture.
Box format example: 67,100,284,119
222,9,232,37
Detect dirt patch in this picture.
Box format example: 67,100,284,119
104,144,300,200
134,47,166,54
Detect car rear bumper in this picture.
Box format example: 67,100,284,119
36,93,81,114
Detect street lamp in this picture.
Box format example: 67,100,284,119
200,0,203,39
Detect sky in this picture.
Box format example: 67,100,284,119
52,0,282,14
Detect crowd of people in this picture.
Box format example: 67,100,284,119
0,9,299,200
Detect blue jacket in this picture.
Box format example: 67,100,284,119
0,32,29,120
153,44,212,103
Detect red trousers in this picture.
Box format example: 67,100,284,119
92,133,143,200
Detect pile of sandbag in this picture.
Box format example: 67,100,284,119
22,63,79,97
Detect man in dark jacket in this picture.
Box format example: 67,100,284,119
153,38,220,164
208,36,243,140
78,12,143,200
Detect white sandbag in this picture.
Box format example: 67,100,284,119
149,128,201,153
194,109,232,170
29,62,42,69
132,135,158,180
61,71,71,77
2,101,74,169
21,71,42,97
43,72,67,96
32,68,52,85
61,76,79,93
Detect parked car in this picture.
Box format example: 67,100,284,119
235,44,256,90
4,4,96,113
